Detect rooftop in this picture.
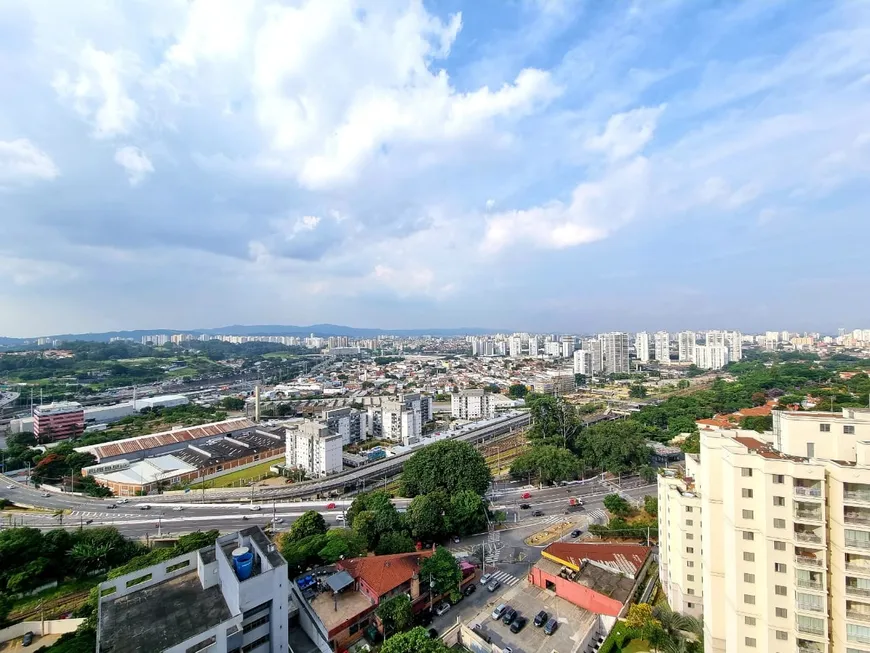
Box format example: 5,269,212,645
310,586,375,633
536,557,638,604
543,542,652,576
89,454,197,486
732,436,809,462
99,570,231,653
339,550,433,598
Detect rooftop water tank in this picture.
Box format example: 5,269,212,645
232,546,253,580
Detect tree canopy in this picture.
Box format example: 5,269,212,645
401,440,491,497
381,627,451,653
287,510,329,542
419,546,461,597
510,445,581,484
376,594,413,637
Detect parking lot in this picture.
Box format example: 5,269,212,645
466,583,597,653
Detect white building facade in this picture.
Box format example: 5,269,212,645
693,344,731,370
451,389,495,420
678,331,697,362
603,332,630,374
635,332,651,362
285,421,342,477
654,331,671,363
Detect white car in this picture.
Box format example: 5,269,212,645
434,602,451,616
480,573,493,586
5,485,12,489
172,506,184,511
117,498,129,504
249,504,262,511
336,514,345,522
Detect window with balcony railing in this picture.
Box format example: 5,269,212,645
795,529,823,544
796,592,824,613
848,530,870,549
848,623,870,644
797,641,824,653
797,614,825,635
795,481,822,497
847,509,870,526
798,570,824,591
846,484,870,503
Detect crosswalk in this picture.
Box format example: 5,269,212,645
486,569,523,587
586,509,607,524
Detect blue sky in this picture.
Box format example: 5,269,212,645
1,0,869,337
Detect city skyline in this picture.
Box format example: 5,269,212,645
1,2,869,336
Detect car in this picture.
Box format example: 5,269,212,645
139,504,151,510
5,485,13,489
172,506,184,511
519,503,531,510
22,631,34,646
479,573,493,586
462,583,477,597
501,608,517,625
41,492,50,497
510,616,527,633
249,504,262,511
117,498,129,504
434,602,451,616
534,610,549,627
571,529,582,538
491,604,507,620
532,510,544,517
544,618,559,635
326,502,336,509
272,517,284,524
487,579,501,592
522,492,532,499
107,503,117,509
452,535,461,543
336,514,345,522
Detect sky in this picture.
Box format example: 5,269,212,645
1,0,869,338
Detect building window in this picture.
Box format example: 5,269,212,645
773,496,785,506
742,468,753,477
776,631,788,641
686,588,694,595
686,519,693,526
686,533,693,540
773,474,785,484
807,442,815,458
686,547,694,554
745,616,756,626
773,518,786,529
687,602,695,609
742,510,754,520
775,585,787,596
242,635,270,653
687,574,694,582
742,488,754,498
687,561,694,568
774,541,786,551
845,425,856,434
820,423,830,432
744,552,755,562
776,607,787,618
743,531,755,541
775,563,787,573
744,573,755,583
745,637,756,647
744,594,755,605
243,615,270,634
686,506,693,513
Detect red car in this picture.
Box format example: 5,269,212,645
326,502,336,509
522,492,532,499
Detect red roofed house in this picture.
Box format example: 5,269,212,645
695,400,776,432
528,543,653,617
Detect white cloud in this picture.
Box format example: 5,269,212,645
0,139,59,185
485,199,495,210
165,0,255,67
53,43,139,138
114,146,154,185
585,105,665,161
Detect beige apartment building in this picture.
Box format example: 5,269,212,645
659,407,870,653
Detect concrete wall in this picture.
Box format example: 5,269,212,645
528,567,624,616
0,619,85,643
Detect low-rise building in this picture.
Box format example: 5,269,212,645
96,526,289,653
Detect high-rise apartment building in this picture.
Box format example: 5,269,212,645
528,335,540,357
678,331,697,362
728,330,744,362
654,331,671,363
603,332,630,374
635,332,651,362
509,335,523,358
583,338,604,375
544,341,562,357
33,401,85,441
659,407,870,653
96,526,288,653
285,421,342,477
706,330,727,347
561,335,576,358
324,407,368,446
693,344,731,370
573,349,593,376
451,389,495,420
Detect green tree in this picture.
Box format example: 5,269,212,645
638,465,657,484
376,594,414,637
575,421,652,474
445,490,486,536
510,445,581,484
680,432,700,455
508,384,528,398
419,546,462,597
220,397,245,411
603,493,633,517
287,511,329,542
526,393,581,448
629,385,648,399
375,531,416,555
574,373,587,387
406,492,448,541
739,415,773,432
644,495,658,517
401,440,491,497
352,511,381,551
380,627,451,653
317,529,366,563
625,603,657,631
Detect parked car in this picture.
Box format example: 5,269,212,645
22,631,34,646
434,602,451,616
571,529,582,538
462,583,477,597
487,579,501,592
479,573,493,586
5,485,13,489
452,535,461,543
336,514,345,522
501,608,517,625
544,618,559,635
534,610,549,627
510,616,527,633
519,503,531,510
491,604,507,620
532,510,544,517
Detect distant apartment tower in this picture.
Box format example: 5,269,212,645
573,350,593,376
528,335,539,357
582,338,604,375
33,401,85,441
678,331,696,362
380,393,431,445
603,332,630,374
544,341,561,357
635,332,651,362
706,330,727,347
560,335,576,358
509,335,523,358
692,345,731,370
451,389,495,420
324,407,368,446
285,420,342,477
654,331,670,363
728,330,743,362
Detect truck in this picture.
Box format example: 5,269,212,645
566,497,585,512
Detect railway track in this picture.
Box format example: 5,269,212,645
9,588,92,622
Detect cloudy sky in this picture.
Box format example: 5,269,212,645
1,0,869,337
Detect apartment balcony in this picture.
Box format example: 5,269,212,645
796,602,825,614
846,586,870,598
846,561,870,576
797,579,825,592
795,531,824,545
795,502,824,523
846,537,870,550
796,641,826,653
846,508,870,527
796,622,825,636
795,483,823,499
795,555,824,568
844,484,870,505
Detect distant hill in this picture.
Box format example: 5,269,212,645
0,323,501,345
